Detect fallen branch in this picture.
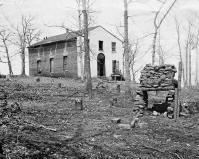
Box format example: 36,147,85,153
22,120,57,132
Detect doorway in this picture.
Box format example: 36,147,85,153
97,53,105,77
37,60,41,74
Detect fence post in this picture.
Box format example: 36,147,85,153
174,61,182,120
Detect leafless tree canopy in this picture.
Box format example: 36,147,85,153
152,0,177,65
13,15,41,76
0,26,13,75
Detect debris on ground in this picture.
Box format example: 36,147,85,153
0,77,199,158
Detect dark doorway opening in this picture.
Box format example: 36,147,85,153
97,53,105,77
37,60,41,74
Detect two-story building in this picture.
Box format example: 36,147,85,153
28,26,124,78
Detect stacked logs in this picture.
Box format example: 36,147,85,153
140,64,177,89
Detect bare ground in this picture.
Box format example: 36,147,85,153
1,77,199,159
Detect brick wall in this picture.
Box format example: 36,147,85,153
28,39,78,78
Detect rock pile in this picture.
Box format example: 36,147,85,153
140,64,177,88
134,93,146,109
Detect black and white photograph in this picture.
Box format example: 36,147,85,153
0,0,199,158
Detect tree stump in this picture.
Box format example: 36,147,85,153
75,98,83,110
6,75,11,81
36,77,40,82
58,83,62,88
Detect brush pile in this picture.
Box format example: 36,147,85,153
140,64,177,89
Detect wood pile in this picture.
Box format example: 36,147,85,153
140,64,177,89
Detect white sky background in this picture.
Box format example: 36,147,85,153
0,0,199,82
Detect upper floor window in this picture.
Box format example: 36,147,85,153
67,41,73,47
99,40,103,51
112,42,116,52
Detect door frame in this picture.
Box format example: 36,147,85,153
97,53,105,77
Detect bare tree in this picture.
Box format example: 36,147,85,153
129,40,139,82
46,0,96,81
124,0,131,95
182,12,199,86
156,29,166,65
13,15,40,76
152,0,177,65
76,0,85,81
0,27,13,75
195,29,199,85
82,0,92,98
175,18,186,86
184,22,195,87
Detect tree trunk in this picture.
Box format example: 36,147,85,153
131,65,136,83
189,48,191,87
6,52,13,75
181,63,185,87
196,46,199,85
82,0,92,98
3,39,13,75
185,46,188,87
177,30,185,86
174,61,182,120
77,2,84,81
158,30,164,65
21,47,26,76
176,21,186,87
152,28,158,66
124,0,131,90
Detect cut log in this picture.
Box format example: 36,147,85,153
111,118,121,124
118,124,131,130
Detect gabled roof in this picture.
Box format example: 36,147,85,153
29,26,122,48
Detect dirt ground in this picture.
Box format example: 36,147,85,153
1,76,199,159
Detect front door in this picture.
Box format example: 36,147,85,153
97,53,105,77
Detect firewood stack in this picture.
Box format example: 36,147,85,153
139,64,177,89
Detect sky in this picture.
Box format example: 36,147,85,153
0,0,199,82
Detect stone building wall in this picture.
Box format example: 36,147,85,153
28,39,78,78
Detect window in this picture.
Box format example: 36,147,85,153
99,40,103,51
37,60,41,74
63,56,68,71
112,60,119,74
67,41,73,47
112,42,116,52
50,58,54,73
